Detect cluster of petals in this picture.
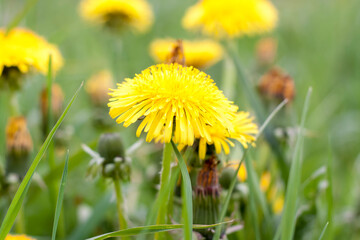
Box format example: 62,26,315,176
109,63,258,157
0,28,63,76
182,0,278,39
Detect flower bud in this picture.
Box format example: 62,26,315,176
97,133,130,180
256,37,277,67
258,67,295,102
193,156,221,239
5,117,33,179
40,83,64,135
85,70,114,107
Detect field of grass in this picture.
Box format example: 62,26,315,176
1,0,360,239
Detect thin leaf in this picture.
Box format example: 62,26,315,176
170,140,193,240
213,99,288,240
280,87,312,240
0,82,83,240
318,222,329,240
52,150,69,240
88,222,231,240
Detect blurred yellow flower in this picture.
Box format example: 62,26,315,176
150,39,223,69
80,0,153,32
272,194,284,214
85,70,114,106
5,234,35,240
0,28,63,76
228,161,247,182
108,63,237,146
260,171,271,192
182,0,277,39
198,111,258,159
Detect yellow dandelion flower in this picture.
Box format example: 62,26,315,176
272,194,284,214
5,234,35,240
80,0,153,32
85,70,114,106
108,63,237,146
0,28,63,76
198,111,258,159
228,161,247,182
150,39,223,69
260,171,271,192
182,0,278,39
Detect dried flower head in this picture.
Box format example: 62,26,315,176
80,0,153,32
256,37,277,66
258,67,295,101
182,0,278,39
5,117,33,178
108,63,237,146
85,70,114,106
150,39,223,69
40,83,64,121
0,28,63,89
6,117,33,157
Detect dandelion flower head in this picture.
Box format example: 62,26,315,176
182,0,278,39
108,63,238,146
198,111,258,159
150,39,223,69
0,28,63,76
80,0,153,32
5,234,35,240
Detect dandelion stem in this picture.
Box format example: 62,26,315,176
9,91,20,116
155,142,172,240
113,176,128,238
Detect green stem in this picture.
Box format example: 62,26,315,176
14,206,25,233
9,91,20,117
113,177,128,233
155,142,172,240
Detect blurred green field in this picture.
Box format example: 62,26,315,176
1,0,360,239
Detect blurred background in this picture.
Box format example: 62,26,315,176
0,0,360,239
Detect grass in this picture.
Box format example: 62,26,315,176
1,0,360,239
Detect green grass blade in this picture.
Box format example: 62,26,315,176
87,222,230,240
52,150,69,240
0,82,83,240
318,222,329,240
214,99,287,240
6,0,39,34
170,140,193,240
280,88,312,240
325,139,333,239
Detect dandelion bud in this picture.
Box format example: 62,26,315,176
98,133,130,180
5,117,33,179
256,37,277,67
258,67,295,102
40,83,64,134
193,156,221,239
85,70,114,107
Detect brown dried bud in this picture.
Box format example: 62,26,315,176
193,156,221,239
258,67,295,101
256,37,277,66
85,70,114,107
166,39,185,66
40,83,64,121
5,116,33,178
